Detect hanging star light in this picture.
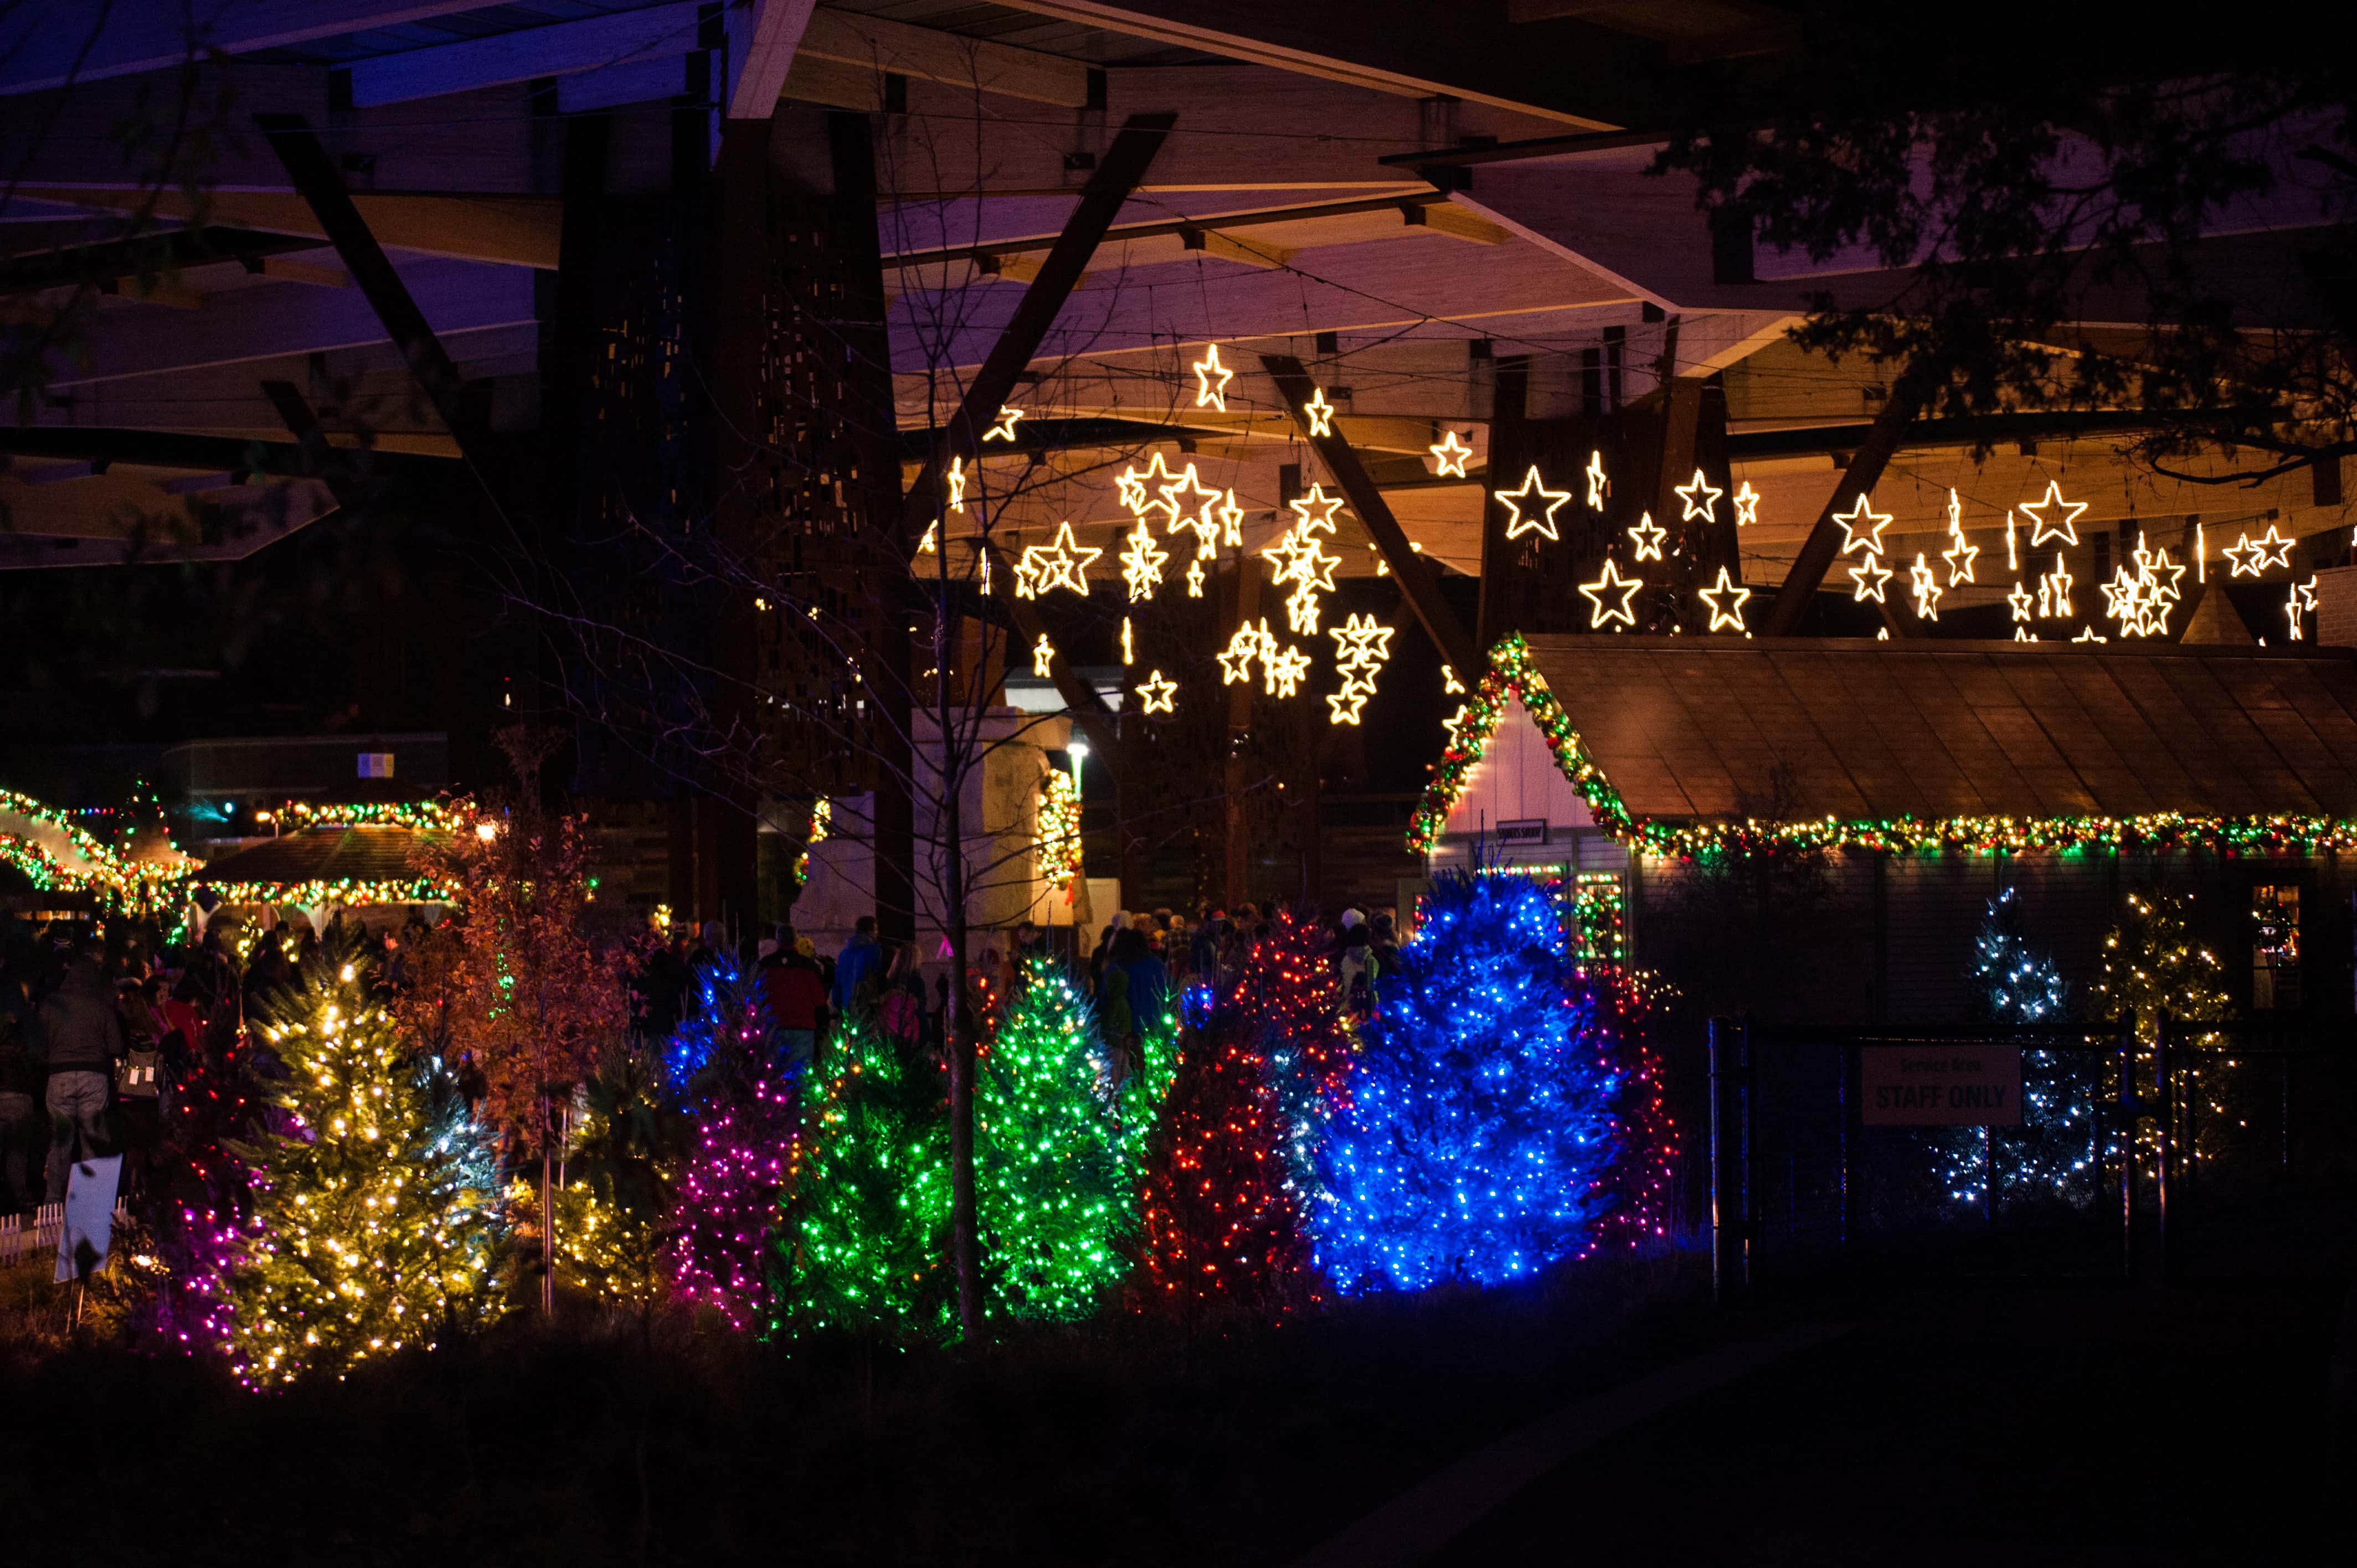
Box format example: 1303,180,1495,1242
1495,466,1571,541
1193,343,1235,411
2221,532,2268,577
1010,549,1041,599
1263,641,1311,698
1908,553,1943,620
1584,450,1608,509
918,520,939,555
2251,522,2296,571
1442,664,1465,695
2006,512,2021,572
1115,464,1147,514
946,455,969,512
2286,584,2305,640
1674,468,1723,524
2036,552,2075,619
2018,479,2087,548
1185,558,1206,597
984,406,1023,442
1217,490,1244,548
1833,494,1892,556
1217,623,1263,685
2298,574,2319,611
979,548,994,596
1848,551,1893,602
1289,483,1347,534
1441,703,1470,744
1429,429,1475,477
1626,512,1666,561
1123,451,1182,526
1032,633,1055,678
1120,520,1169,602
1304,386,1337,436
1328,612,1394,687
1018,520,1103,597
2015,627,2038,642
1579,557,1643,628
1698,566,1751,632
1121,616,1135,665
1942,491,1979,585
2008,580,2035,623
1136,669,1177,715
2073,626,2109,643
1160,462,1223,539
1325,689,1369,725
1732,479,1760,527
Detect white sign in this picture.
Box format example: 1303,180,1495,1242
1861,1045,2024,1127
55,1153,122,1282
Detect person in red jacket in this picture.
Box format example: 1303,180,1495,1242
758,925,828,1070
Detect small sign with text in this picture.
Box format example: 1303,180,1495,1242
1861,1045,2024,1126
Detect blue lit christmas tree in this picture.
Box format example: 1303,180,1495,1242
1310,870,1617,1293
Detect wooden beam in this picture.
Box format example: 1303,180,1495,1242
1403,202,1511,245
1180,227,1293,270
344,3,703,107
1259,352,1481,675
259,380,366,514
254,114,500,480
899,111,1175,535
727,0,821,118
1758,382,1926,637
799,7,1090,107
0,1,486,95
0,227,321,297
978,543,1121,766
22,188,563,270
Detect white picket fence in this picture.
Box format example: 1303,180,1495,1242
0,1201,135,1269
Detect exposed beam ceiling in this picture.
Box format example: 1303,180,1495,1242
17,188,562,270
0,1,486,95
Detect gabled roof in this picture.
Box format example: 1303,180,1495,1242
191,824,449,903
1516,637,2357,823
1412,636,2357,856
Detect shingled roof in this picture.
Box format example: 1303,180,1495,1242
191,824,440,889
1517,637,2357,823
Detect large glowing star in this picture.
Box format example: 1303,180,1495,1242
2224,523,2296,576
1135,670,1177,715
1674,468,1723,524
1329,612,1394,674
984,406,1023,442
1698,566,1750,632
1120,520,1168,602
1626,512,1665,561
1495,466,1572,541
1429,429,1474,477
1032,633,1055,677
1289,483,1347,534
2018,480,2087,548
1303,386,1337,437
1121,451,1182,525
1325,689,1368,725
1217,622,1268,684
1263,642,1311,698
1193,343,1235,411
1848,551,1892,603
1579,558,1643,628
1584,450,1608,509
1160,462,1222,536
1018,521,1102,597
1833,494,1892,557
1732,480,1759,527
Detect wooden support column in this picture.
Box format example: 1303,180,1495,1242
979,544,1120,764
1259,353,1481,677
1760,381,1927,637
899,112,1174,534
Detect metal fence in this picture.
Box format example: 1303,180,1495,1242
1706,1015,2355,1300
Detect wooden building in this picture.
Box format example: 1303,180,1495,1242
1417,635,2357,1023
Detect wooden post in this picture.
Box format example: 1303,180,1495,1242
1759,381,1927,637
1223,545,1263,910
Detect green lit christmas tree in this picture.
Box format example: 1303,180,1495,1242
773,1007,953,1338
977,956,1131,1320
226,953,507,1385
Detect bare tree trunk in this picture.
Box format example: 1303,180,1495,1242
943,731,981,1339
541,1139,555,1316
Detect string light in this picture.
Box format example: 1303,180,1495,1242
1626,513,1665,561
1192,343,1235,411
1834,494,1892,556
1218,621,1270,685
1908,552,1942,620
1160,462,1223,553
2008,580,2035,623
1263,641,1312,698
1121,616,1135,664
946,455,968,510
2225,523,2295,576
1442,664,1465,695
1699,566,1750,632
1120,520,1168,602
1033,633,1056,678
1674,468,1722,523
1848,551,1892,602
917,520,938,555
1495,465,1571,541
1584,450,1608,509
1037,770,1083,890
2007,512,2020,572
984,406,1023,442
2018,479,2087,548
1579,558,1643,628
1326,611,1394,723
2036,551,2074,619
1136,669,1178,715
1017,520,1102,597
1185,558,1206,597
1326,689,1368,725
1732,479,1759,527
1942,489,1978,584
1217,490,1244,547
1288,483,1347,534
2073,626,2108,642
1429,429,1474,477
1304,385,1336,436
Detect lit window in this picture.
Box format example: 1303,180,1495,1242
2250,884,2301,1010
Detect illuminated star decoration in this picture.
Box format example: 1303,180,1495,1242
1185,558,1206,597
2297,574,2319,611
1304,386,1337,437
2006,512,2020,572
1908,553,1942,620
1032,633,1055,678
1674,468,1722,524
1217,491,1244,548
1121,451,1182,527
2036,552,2074,619
1288,483,1346,534
1135,669,1177,715
917,520,939,555
1626,513,1666,562
1018,520,1102,597
1833,494,1892,557
1942,490,1979,584
1579,558,1643,629
2073,626,2108,643
1120,520,1169,602
1010,549,1041,600
1495,466,1572,541
1193,343,1235,411
946,456,969,512
2105,531,2186,638
1584,450,1608,509
1699,566,1751,633
2015,627,2039,643
1161,463,1224,558
984,406,1023,442
1217,621,1269,685
1732,480,1760,527
1120,616,1135,665
2227,523,2296,576
2286,583,2305,641
1429,429,1475,477
1441,664,1465,695
2018,479,2087,548
1441,703,1471,744
1263,641,1311,698
2007,580,2035,623
1325,612,1394,724
1848,551,1892,603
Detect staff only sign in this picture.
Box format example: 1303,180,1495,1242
1861,1044,2024,1126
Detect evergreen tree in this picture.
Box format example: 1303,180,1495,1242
1311,871,1617,1293
1970,886,2070,1026
977,955,1129,1320
1586,962,1679,1250
512,1053,681,1312
774,1008,953,1337
1240,909,1354,1195
1938,888,2097,1207
147,1008,259,1351
226,954,506,1385
2091,888,2238,1178
1111,998,1180,1169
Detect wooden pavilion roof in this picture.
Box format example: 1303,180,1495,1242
1516,637,2357,824
189,824,441,889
